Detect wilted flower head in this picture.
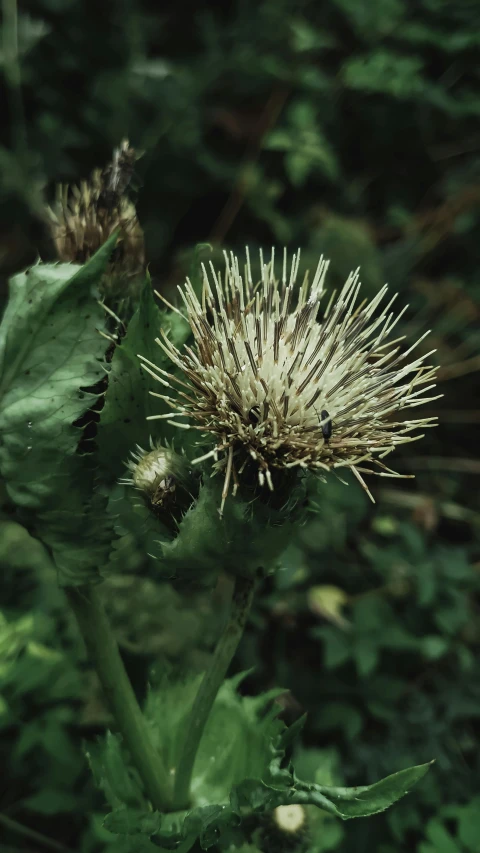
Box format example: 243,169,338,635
46,140,144,299
140,249,439,514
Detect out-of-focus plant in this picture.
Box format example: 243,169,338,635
1,0,480,851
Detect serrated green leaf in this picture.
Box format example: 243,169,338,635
0,237,117,582
104,808,197,851
87,732,146,810
37,481,113,584
294,761,433,818
103,808,163,836
97,279,190,480
100,676,284,848
0,237,114,507
145,672,284,807
232,761,432,821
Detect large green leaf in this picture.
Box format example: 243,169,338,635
97,675,432,850
0,235,116,582
101,675,284,849
0,238,114,505
97,279,190,481
37,482,113,584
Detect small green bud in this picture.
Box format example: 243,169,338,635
121,441,194,516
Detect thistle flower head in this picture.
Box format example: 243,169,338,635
46,140,144,299
141,249,439,514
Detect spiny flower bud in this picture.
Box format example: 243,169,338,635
120,441,193,515
46,140,145,307
140,248,440,515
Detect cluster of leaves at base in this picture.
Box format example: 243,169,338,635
88,673,430,852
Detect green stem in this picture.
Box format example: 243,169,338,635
173,574,256,809
66,584,171,811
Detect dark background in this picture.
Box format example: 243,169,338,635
1,1,480,851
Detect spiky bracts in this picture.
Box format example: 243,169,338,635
121,442,176,497
140,249,439,514
46,140,144,299
120,440,197,521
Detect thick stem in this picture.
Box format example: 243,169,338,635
173,574,256,809
66,584,171,811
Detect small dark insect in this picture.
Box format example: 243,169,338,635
248,405,261,425
151,476,176,509
320,409,332,441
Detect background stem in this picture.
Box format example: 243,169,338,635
173,574,256,809
66,584,171,811
0,813,72,853
3,0,29,174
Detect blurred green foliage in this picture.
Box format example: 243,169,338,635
1,0,480,851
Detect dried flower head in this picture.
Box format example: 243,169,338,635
140,249,439,514
46,139,144,297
